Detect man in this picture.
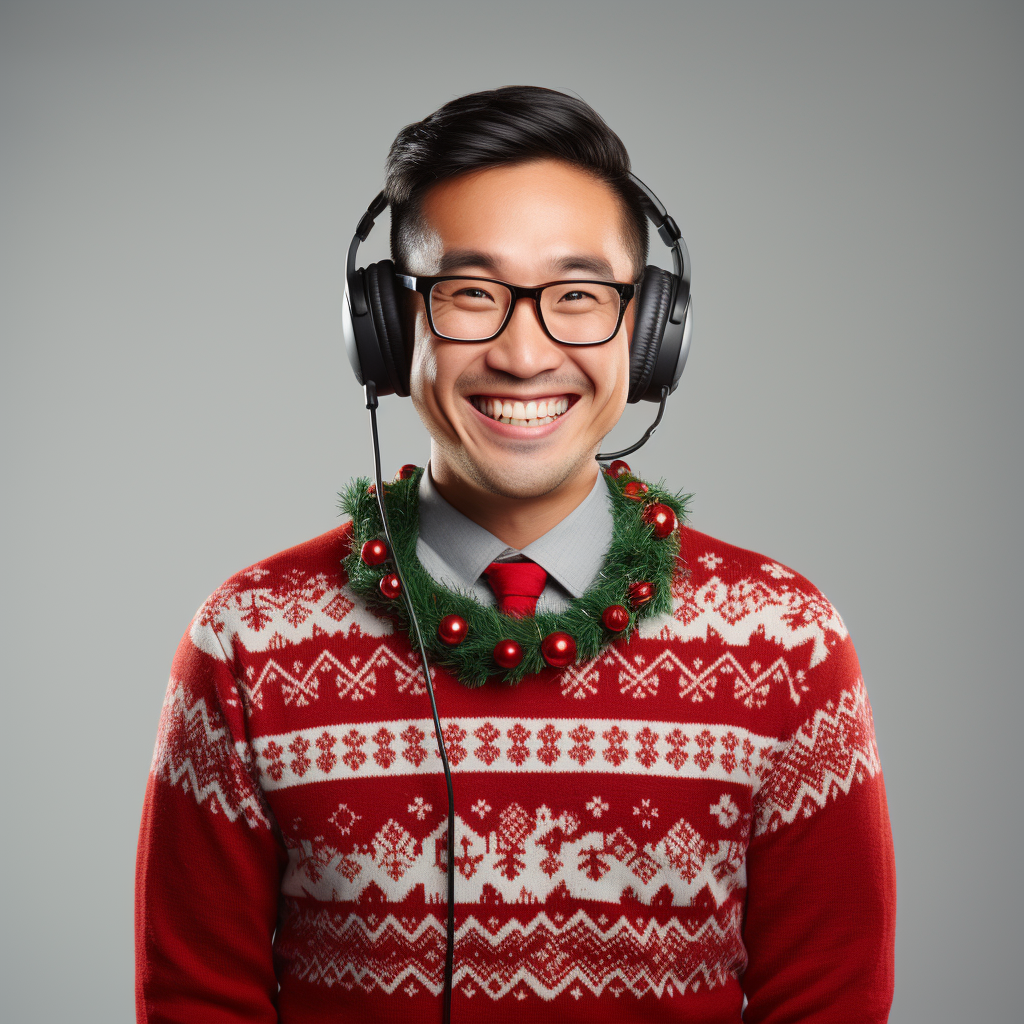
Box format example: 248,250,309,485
136,86,895,1022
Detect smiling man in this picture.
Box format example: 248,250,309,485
136,87,896,1023
406,158,632,543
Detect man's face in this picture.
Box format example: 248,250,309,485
406,158,634,501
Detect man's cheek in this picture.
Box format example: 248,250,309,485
410,330,439,393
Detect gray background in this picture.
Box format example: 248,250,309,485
2,1,1020,1020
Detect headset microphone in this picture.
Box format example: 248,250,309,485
594,384,670,461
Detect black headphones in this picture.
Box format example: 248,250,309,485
342,172,692,405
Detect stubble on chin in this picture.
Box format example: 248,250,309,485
435,434,599,501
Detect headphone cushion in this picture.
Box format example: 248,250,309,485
365,260,409,397
628,267,674,404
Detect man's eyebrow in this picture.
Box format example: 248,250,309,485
437,249,501,274
436,250,618,280
550,254,616,279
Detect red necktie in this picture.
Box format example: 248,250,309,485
483,561,548,618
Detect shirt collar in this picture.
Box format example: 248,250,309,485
416,466,614,598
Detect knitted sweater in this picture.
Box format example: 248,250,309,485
135,519,895,1023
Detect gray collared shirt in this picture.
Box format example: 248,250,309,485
415,466,614,613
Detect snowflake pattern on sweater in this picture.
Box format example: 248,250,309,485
137,523,895,1024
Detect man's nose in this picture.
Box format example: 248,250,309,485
484,297,563,378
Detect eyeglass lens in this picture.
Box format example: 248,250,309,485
428,279,623,344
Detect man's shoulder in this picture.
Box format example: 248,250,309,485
677,523,824,592
187,522,394,662
643,523,850,674
213,522,354,596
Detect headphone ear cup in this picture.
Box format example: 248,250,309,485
628,267,674,404
364,260,410,398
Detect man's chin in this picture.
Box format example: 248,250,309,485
457,451,597,501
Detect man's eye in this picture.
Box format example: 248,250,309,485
456,288,494,301
558,289,597,303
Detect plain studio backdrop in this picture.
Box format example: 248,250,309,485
1,1,1020,1020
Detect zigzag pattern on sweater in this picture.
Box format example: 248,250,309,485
559,643,810,705
276,904,747,1002
235,642,812,710
238,646,428,710
151,680,269,829
754,676,881,835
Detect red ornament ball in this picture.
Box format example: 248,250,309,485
642,502,678,539
395,464,419,481
367,482,376,495
541,631,577,668
628,581,655,608
606,459,632,479
493,639,524,669
360,538,389,566
379,573,402,600
622,480,648,500
602,604,631,632
437,614,468,646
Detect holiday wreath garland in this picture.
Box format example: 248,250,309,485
339,462,690,687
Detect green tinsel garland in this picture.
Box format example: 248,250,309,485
339,466,690,688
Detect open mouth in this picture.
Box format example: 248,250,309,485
469,395,573,428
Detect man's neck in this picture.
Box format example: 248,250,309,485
427,459,600,550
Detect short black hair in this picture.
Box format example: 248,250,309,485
384,86,649,281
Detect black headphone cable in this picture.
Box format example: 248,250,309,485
364,381,456,1024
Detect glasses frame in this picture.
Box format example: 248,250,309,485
397,274,636,347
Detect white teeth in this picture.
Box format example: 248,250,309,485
470,396,571,425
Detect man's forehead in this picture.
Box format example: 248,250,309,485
436,247,617,280
402,159,634,278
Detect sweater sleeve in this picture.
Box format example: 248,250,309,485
740,639,896,1023
135,611,288,1023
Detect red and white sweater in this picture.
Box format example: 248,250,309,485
135,521,895,1023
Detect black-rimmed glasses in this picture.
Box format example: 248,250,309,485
397,274,635,346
